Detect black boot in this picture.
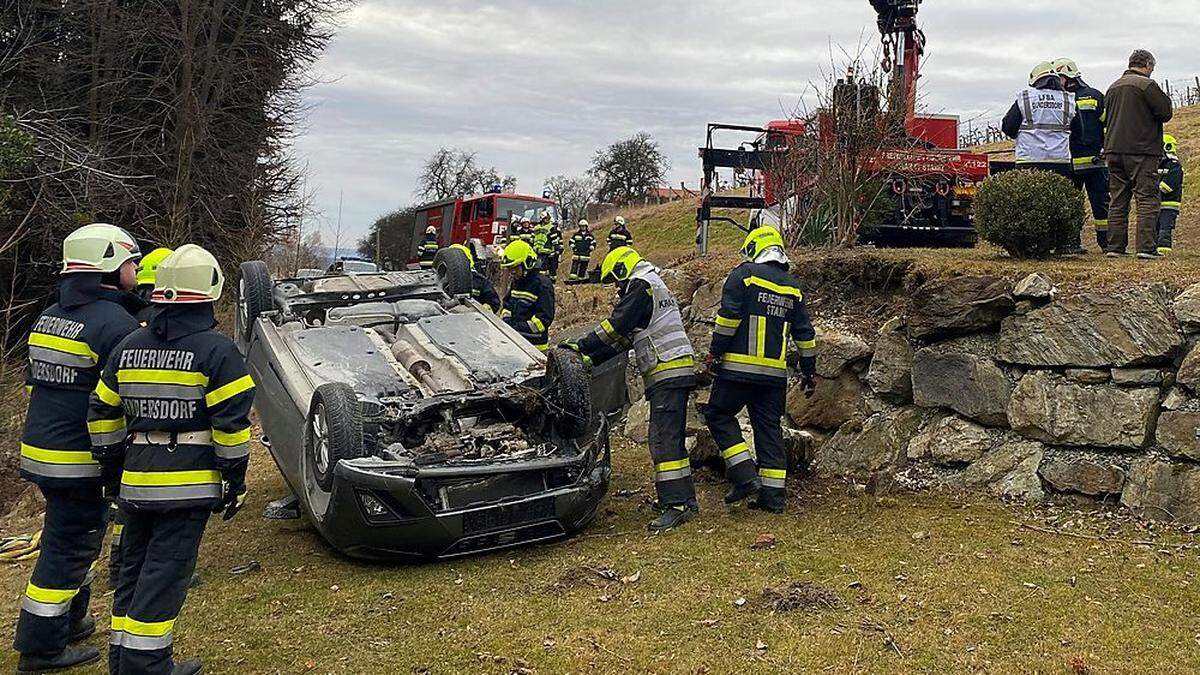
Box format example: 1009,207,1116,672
724,480,760,505
171,658,203,675
648,504,697,532
749,494,786,514
67,615,96,644
16,645,100,674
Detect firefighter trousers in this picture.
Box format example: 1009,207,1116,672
109,503,124,591
647,384,697,507
1072,167,1110,249
109,507,208,675
1157,209,1179,250
569,258,590,281
13,486,107,657
703,379,788,508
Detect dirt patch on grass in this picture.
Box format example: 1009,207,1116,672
759,581,842,613
546,565,636,593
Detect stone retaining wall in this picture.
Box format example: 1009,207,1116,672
624,269,1200,523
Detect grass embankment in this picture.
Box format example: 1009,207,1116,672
2,439,1199,673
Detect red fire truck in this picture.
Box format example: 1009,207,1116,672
410,191,558,264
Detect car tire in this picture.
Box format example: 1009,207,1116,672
546,348,592,439
433,247,473,297
307,382,364,492
238,260,272,343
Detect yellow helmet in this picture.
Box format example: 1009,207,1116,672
1029,61,1055,86
600,246,642,283
62,223,141,274
136,247,174,286
500,239,537,269
449,243,475,269
1164,133,1179,154
741,225,785,260
152,244,224,303
1051,57,1080,79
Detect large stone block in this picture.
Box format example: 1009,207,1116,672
955,441,1045,501
907,275,1014,341
1038,451,1126,496
1156,411,1200,461
786,370,864,431
813,407,927,476
866,317,913,401
1178,343,1200,393
1121,457,1200,523
911,349,1011,427
1175,283,1200,334
1007,371,1157,449
997,285,1183,368
906,414,995,465
814,325,872,378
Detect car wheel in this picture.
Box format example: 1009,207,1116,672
238,260,272,343
306,382,364,492
546,348,592,439
433,246,473,297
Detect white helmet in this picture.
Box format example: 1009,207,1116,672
1051,57,1080,79
614,215,626,227
425,225,436,235
62,223,141,274
151,244,224,303
578,219,589,228
1029,61,1055,86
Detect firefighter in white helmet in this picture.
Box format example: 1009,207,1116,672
1053,57,1111,250
607,215,633,253
13,224,143,673
418,225,439,268
568,219,597,283
90,245,255,675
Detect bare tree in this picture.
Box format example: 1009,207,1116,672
589,132,669,205
357,206,419,266
415,148,516,201
543,173,600,225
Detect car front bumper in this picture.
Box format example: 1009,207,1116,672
313,434,612,560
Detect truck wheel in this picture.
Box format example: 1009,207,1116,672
433,247,473,297
306,382,364,492
546,348,592,439
238,260,272,343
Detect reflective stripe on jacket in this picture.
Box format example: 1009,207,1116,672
709,260,816,386
1161,156,1184,211
1014,87,1075,164
1069,83,1106,169
500,271,555,350
571,232,596,259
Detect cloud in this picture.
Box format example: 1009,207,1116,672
294,0,1199,243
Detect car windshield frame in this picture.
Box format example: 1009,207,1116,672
340,260,378,274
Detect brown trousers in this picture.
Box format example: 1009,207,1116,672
1106,153,1161,254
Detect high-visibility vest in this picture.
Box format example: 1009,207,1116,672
1015,87,1075,164
627,264,694,388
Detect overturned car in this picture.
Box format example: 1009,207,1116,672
235,249,625,559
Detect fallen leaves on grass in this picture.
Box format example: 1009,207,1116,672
547,565,627,593
759,581,842,613
750,533,777,550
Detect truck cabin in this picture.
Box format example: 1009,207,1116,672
412,193,558,264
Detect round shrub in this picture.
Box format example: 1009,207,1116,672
974,169,1085,259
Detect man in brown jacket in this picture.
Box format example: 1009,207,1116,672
1104,49,1173,258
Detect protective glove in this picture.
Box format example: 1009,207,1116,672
215,481,248,521
800,374,817,399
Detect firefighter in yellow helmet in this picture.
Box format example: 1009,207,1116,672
13,224,142,674
90,244,255,675
702,226,816,514
563,246,698,531
498,240,554,351
133,247,174,323
1157,133,1184,255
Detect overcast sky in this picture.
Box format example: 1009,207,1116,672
295,0,1198,247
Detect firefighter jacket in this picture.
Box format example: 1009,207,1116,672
472,270,501,312
607,225,633,250
1002,85,1075,164
709,260,816,386
89,304,255,511
21,276,141,487
418,234,438,267
533,223,551,254
571,231,597,260
1068,82,1106,170
1160,154,1184,211
578,262,695,393
546,225,563,255
500,271,555,350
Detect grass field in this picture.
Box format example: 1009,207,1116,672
2,438,1199,674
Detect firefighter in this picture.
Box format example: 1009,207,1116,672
533,214,553,274
569,220,597,282
1157,133,1184,255
563,246,698,531
498,239,554,351
13,224,142,674
450,243,501,312
702,226,816,514
517,217,535,244
1002,61,1076,177
89,244,255,675
607,215,633,252
1053,58,1111,250
545,217,563,281
418,226,439,268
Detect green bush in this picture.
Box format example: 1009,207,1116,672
974,169,1085,259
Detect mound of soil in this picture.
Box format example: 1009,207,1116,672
759,581,842,613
